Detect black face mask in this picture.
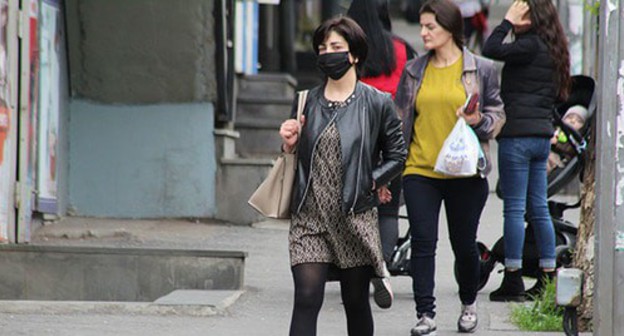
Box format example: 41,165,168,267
317,51,353,80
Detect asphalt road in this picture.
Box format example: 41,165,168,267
0,1,590,335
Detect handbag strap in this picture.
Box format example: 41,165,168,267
294,90,309,153
296,90,308,127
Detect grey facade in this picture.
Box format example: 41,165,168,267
63,0,218,218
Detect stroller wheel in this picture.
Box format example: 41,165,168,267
388,239,411,276
556,246,574,268
454,242,494,291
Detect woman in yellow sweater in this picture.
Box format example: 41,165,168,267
394,0,505,335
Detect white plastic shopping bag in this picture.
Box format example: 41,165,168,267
434,118,482,176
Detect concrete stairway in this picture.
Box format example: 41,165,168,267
235,73,297,157
214,73,298,225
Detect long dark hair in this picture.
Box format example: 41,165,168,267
419,0,464,49
376,0,392,31
347,0,396,77
528,0,571,101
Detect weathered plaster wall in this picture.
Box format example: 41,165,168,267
65,0,216,103
63,1,218,218
68,100,216,218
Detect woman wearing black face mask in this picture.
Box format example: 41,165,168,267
279,16,407,336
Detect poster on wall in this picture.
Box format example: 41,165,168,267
0,0,12,242
16,0,38,242
37,0,60,213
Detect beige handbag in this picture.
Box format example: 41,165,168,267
248,90,308,219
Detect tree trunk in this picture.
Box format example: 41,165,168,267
573,122,595,331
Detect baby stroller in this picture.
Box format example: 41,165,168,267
387,75,596,291
473,75,596,290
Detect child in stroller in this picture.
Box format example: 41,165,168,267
388,75,596,296
547,104,589,174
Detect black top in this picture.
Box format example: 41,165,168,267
482,19,557,138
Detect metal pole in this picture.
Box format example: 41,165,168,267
214,0,230,125
258,4,280,72
582,0,599,77
279,0,295,74
594,0,624,334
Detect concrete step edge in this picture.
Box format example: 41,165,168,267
0,290,246,317
239,73,297,87
237,96,293,105
236,118,281,129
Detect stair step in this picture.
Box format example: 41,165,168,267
237,117,281,129
238,73,297,99
293,72,323,91
237,128,282,156
239,73,297,86
233,73,298,158
237,96,293,105
236,101,292,121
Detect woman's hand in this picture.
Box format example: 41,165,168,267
505,1,531,30
377,185,392,204
456,103,483,126
279,115,306,153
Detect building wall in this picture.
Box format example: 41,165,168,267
64,0,218,218
65,0,217,103
68,100,216,218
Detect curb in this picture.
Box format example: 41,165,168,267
0,290,245,317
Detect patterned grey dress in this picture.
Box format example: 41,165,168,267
289,118,388,278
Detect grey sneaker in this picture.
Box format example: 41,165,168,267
410,315,436,336
371,277,393,309
457,303,478,333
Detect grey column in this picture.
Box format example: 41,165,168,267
594,0,624,334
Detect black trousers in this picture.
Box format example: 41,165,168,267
403,174,488,318
378,176,401,263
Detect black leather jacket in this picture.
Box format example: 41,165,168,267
289,82,407,215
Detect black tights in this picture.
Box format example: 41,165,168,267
289,263,373,336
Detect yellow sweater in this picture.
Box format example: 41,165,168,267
404,59,466,179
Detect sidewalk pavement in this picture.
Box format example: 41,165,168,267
0,192,589,336
0,3,591,335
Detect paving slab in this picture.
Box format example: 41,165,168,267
154,290,244,309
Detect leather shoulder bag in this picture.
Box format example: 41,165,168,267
248,90,308,219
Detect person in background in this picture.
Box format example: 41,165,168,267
394,0,505,334
279,16,406,336
346,0,416,309
482,0,571,301
453,0,485,51
349,0,417,99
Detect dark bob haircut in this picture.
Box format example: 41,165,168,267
420,0,464,49
312,16,368,72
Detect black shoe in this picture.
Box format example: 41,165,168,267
525,270,555,300
371,277,393,309
489,269,525,302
